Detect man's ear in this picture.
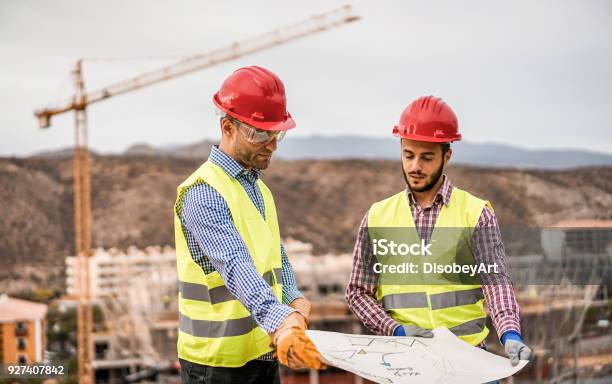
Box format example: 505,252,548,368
445,147,452,165
220,117,234,138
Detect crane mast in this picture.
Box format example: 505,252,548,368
72,59,95,383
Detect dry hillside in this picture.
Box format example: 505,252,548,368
1,155,611,268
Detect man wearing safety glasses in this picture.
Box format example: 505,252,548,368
174,66,325,383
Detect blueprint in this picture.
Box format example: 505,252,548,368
306,327,528,384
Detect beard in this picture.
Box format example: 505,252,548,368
402,158,445,193
236,146,273,170
251,155,272,170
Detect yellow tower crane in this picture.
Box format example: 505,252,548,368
34,6,359,383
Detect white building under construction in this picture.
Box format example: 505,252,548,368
65,245,176,301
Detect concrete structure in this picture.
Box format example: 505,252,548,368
284,237,353,300
66,240,352,302
0,294,48,365
65,246,177,383
541,219,612,260
65,245,175,300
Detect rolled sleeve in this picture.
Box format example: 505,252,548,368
280,244,303,304
473,206,522,338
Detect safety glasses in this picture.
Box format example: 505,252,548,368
231,118,286,144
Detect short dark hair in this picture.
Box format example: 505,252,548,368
441,143,451,155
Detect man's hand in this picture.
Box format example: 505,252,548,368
271,312,326,370
502,331,532,366
289,297,311,329
394,325,434,338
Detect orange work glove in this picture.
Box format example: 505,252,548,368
270,312,327,370
289,297,311,329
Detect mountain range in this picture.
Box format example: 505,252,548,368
119,136,612,169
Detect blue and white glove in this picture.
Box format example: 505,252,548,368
501,331,532,366
393,325,433,338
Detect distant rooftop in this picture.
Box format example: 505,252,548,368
66,245,176,259
550,219,612,228
0,294,48,322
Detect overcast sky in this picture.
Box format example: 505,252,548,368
1,0,611,157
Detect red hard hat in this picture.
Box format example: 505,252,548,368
213,66,295,131
392,96,461,143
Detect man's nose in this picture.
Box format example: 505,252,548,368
408,158,422,172
265,136,278,152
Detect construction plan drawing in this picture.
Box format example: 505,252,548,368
306,327,528,384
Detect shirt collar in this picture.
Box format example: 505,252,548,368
407,174,453,207
438,175,453,206
208,145,261,181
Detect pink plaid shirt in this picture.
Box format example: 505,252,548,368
345,175,521,340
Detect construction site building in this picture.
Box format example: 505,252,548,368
0,294,48,365
65,246,176,300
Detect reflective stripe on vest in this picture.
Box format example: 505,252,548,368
430,288,484,310
449,317,486,336
179,313,257,338
382,292,428,309
382,288,484,310
174,161,283,367
179,268,282,304
369,187,491,346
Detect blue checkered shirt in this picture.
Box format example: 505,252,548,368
180,145,302,360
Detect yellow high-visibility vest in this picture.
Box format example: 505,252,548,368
174,161,283,367
368,187,491,346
